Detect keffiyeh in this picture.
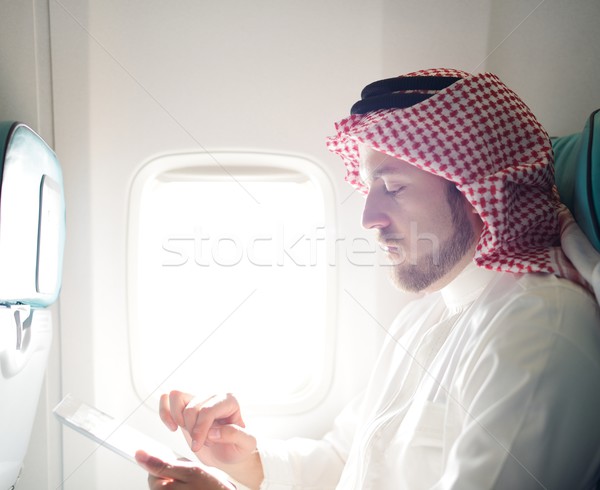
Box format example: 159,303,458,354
327,68,582,280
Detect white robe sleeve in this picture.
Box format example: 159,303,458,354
258,393,362,490
436,282,600,489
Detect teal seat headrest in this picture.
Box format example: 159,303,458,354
0,122,66,307
552,109,600,252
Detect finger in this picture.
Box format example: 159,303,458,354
185,394,244,452
135,449,174,479
159,393,178,431
182,395,208,438
198,393,245,427
182,394,219,451
136,450,236,490
136,450,195,482
168,390,195,429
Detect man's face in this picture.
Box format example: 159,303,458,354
359,146,480,292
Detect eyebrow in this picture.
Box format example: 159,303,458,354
360,162,406,186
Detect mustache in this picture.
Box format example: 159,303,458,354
377,233,404,252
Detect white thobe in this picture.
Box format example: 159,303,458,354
258,265,600,489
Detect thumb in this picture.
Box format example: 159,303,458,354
207,424,257,452
135,450,184,479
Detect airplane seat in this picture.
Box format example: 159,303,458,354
0,122,65,489
551,109,600,303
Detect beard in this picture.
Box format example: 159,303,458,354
386,186,477,293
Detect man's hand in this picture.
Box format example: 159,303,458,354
135,450,236,490
159,390,264,489
160,391,255,464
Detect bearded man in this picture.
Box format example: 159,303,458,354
138,69,600,490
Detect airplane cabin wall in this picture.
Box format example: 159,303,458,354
1,1,600,489
484,0,600,136
0,1,62,489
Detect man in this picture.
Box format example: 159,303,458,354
137,69,600,489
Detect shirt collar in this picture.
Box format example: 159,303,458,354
441,261,498,314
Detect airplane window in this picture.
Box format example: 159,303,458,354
128,152,336,414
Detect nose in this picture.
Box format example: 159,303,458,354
362,188,390,230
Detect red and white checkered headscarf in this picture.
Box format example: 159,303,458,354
327,68,582,279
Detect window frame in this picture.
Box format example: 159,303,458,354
126,151,338,414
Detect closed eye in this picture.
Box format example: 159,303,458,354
385,185,406,197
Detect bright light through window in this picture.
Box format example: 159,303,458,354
128,152,336,413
